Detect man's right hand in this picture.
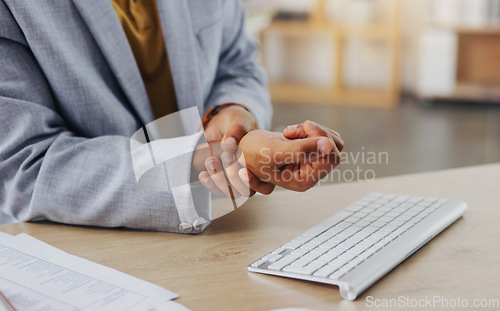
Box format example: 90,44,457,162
238,128,343,192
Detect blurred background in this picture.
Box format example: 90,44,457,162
243,0,500,183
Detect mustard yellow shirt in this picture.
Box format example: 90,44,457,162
111,0,177,119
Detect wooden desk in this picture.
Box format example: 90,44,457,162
1,164,499,310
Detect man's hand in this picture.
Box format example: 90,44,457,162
197,104,275,197
283,120,344,154
238,129,343,192
203,104,257,147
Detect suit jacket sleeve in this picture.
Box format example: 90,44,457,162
205,0,273,130
0,4,205,233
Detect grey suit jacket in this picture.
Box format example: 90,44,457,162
0,0,272,232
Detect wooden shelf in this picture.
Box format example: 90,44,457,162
260,0,401,108
414,5,500,103
424,22,500,35
269,83,399,108
424,84,500,103
264,21,397,39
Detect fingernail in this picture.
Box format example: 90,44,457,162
199,172,209,182
286,124,299,131
309,153,318,162
225,137,237,145
221,152,233,164
206,159,216,171
317,138,333,155
239,169,250,182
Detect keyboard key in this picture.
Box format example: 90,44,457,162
345,204,364,212
268,254,283,262
370,210,385,217
430,203,442,210
407,196,423,203
343,261,358,272
251,259,267,268
271,248,287,255
290,258,312,267
292,235,312,244
318,253,338,262
379,215,394,222
262,253,274,260
283,241,303,250
302,241,321,250
336,241,354,250
392,195,410,203
378,206,392,213
378,202,399,210
364,215,379,222
310,247,329,256
408,217,421,224
370,221,386,228
356,220,371,227
354,211,369,218
291,248,309,256
326,248,345,257
329,268,348,280
345,245,365,256
267,255,300,271
368,203,383,209
311,236,329,244
328,257,348,268
388,219,405,227
396,215,412,222
302,253,320,262
357,240,375,249
400,203,414,209
350,256,365,266
419,209,433,216
308,260,327,268
404,210,419,217
412,206,426,212
360,227,378,235
415,201,432,207
386,211,401,218
313,265,339,278
282,265,318,275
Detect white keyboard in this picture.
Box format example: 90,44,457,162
248,193,467,300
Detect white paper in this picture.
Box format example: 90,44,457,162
0,232,186,311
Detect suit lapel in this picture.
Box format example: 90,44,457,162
72,0,153,125
156,0,203,112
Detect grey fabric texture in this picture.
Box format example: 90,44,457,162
0,0,272,232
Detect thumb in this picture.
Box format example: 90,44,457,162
275,137,329,164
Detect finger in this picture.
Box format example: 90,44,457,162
221,136,238,154
275,137,325,164
331,134,345,152
304,120,342,139
222,122,252,145
221,152,251,198
239,168,275,195
284,121,344,148
198,171,225,197
283,123,307,139
205,156,236,198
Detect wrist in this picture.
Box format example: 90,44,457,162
202,103,251,129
